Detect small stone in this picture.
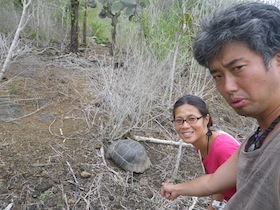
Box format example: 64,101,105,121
94,142,102,149
108,195,114,201
68,198,75,204
80,171,91,178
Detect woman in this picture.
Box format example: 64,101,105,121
172,95,240,209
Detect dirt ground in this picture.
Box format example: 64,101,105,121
0,46,209,210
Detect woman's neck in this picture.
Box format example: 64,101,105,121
198,134,212,159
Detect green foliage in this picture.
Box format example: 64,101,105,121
89,21,109,44
12,0,22,9
98,0,148,55
87,4,111,44
89,1,97,8
138,6,177,59
135,0,196,61
98,0,147,25
111,1,124,15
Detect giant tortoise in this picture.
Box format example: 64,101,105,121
108,139,151,173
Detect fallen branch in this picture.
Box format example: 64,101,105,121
3,102,51,123
132,135,193,147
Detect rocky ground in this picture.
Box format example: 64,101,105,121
0,46,210,210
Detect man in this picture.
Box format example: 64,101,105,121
160,2,280,209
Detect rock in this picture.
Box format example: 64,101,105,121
80,171,91,178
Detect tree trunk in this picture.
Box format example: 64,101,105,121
82,4,87,47
110,15,118,56
69,0,79,53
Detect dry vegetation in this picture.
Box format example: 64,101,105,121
0,0,259,209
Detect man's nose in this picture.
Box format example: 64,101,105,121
224,75,239,93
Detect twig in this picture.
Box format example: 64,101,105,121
66,161,80,201
3,102,51,122
99,146,127,187
99,146,107,166
66,161,79,186
59,182,71,210
66,180,85,191
172,139,183,179
188,196,198,210
4,203,13,210
48,118,57,136
48,118,74,140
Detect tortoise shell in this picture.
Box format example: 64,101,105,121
108,139,151,173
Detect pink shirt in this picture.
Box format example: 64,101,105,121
202,133,240,201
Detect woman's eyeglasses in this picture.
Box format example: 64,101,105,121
173,116,204,125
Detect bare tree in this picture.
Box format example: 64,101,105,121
82,2,88,47
0,0,32,81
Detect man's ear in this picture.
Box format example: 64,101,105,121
274,52,280,75
275,51,280,67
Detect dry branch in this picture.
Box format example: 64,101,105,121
0,0,32,81
4,203,13,210
3,102,51,123
173,140,183,178
132,135,193,147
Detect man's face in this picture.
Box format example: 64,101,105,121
208,42,280,119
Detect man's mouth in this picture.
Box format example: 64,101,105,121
230,98,246,109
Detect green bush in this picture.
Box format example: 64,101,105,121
89,21,110,44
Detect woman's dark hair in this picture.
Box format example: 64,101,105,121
173,95,213,135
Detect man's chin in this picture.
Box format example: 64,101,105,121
233,108,254,118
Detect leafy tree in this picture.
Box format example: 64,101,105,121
98,0,148,55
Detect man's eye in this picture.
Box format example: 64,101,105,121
233,65,244,71
212,74,222,81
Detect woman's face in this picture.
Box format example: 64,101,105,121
174,104,209,146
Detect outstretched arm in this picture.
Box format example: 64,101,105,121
160,148,239,200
